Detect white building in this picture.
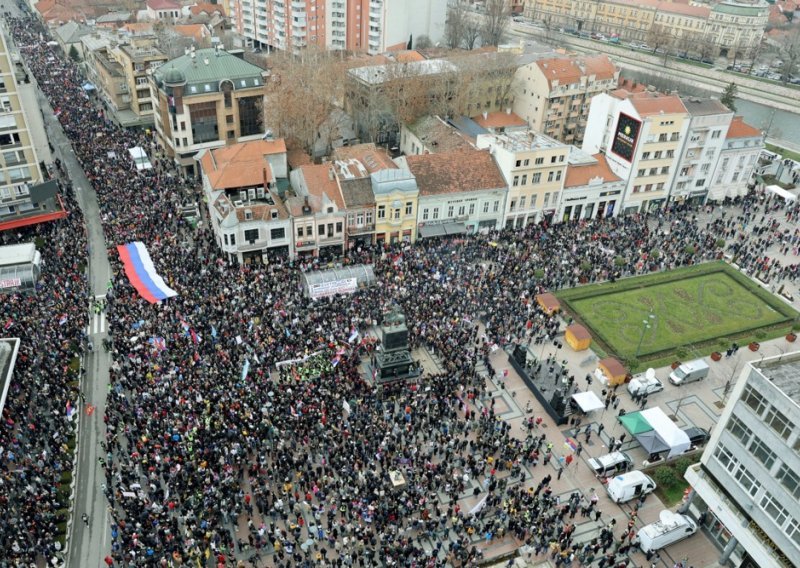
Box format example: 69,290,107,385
400,149,507,237
671,98,734,205
708,116,764,202
362,0,447,54
145,0,182,22
558,149,624,222
684,353,800,568
288,163,347,259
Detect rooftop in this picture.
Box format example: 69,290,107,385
681,97,734,117
0,338,21,417
613,90,688,117
153,48,264,93
200,139,287,190
54,21,93,45
534,54,617,87
407,115,475,153
472,111,527,130
173,24,211,42
485,129,567,153
147,0,181,10
405,149,506,196
339,177,374,208
565,153,621,188
296,164,345,209
726,116,762,139
332,144,397,175
348,59,459,86
96,11,131,24
754,353,800,405
712,0,770,16
190,2,226,16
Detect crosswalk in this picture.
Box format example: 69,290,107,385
86,294,107,336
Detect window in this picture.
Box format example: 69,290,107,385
654,151,662,159
695,179,706,187
521,174,528,185
510,199,517,212
515,159,522,167
550,156,557,163
666,150,674,158
760,492,789,527
733,465,761,497
714,444,736,472
336,222,342,233
532,173,541,184
377,205,385,219
318,224,325,236
297,226,304,237
493,201,499,213
469,203,475,215
556,171,562,181
244,228,259,242
633,185,641,193
743,386,768,416
433,207,439,219
483,202,489,213
642,152,651,160
513,175,520,187
535,157,544,165
559,155,565,162
645,184,653,192
405,202,412,215
749,438,777,470
422,208,429,221
765,407,793,440
547,171,554,182
776,463,800,499
223,234,228,245
393,209,400,220
447,205,454,218
726,415,753,445
649,168,658,176
637,169,646,177
458,205,465,216
660,167,669,175
523,159,530,166
519,196,526,210
788,519,800,548
544,193,550,207
270,227,285,240
229,233,236,245
711,130,721,139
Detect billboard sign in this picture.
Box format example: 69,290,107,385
611,113,642,163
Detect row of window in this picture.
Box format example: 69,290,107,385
377,202,413,220
631,182,665,193
422,200,501,221
513,170,563,186
509,192,556,211
223,227,286,246
640,149,675,160
514,155,566,168
346,211,374,226
297,222,343,238
636,166,670,177
742,385,796,441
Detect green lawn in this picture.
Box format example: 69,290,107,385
558,263,798,366
766,143,800,164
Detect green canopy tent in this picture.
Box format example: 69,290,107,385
619,411,653,435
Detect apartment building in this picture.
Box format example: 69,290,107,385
198,139,293,263
401,149,507,238
476,129,570,227
708,116,763,202
151,47,267,176
523,0,769,60
583,88,690,215
513,54,619,145
684,354,799,568
112,38,168,127
671,97,733,205
288,163,347,259
227,0,327,53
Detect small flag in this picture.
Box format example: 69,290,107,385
148,336,166,353
58,314,68,326
211,325,217,339
190,329,200,345
565,437,578,452
348,330,359,344
3,318,13,331
179,319,190,335
241,359,250,382
66,400,76,419
343,400,351,415
331,354,341,368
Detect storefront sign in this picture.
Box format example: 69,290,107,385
611,113,641,162
308,277,357,299
0,278,22,289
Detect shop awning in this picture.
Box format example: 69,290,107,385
443,222,467,235
418,224,447,238
571,391,604,413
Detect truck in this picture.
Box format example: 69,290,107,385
606,471,656,503
627,368,664,396
669,359,709,385
638,510,698,553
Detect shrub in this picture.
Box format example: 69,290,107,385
650,249,661,260
614,255,625,267
754,329,767,340
580,261,592,272
675,346,689,359
533,268,545,279
672,457,694,477
715,238,726,249
653,465,679,488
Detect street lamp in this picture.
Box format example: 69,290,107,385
635,314,656,358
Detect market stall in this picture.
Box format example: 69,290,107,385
565,323,591,351
571,390,604,413
598,357,627,386
535,293,561,315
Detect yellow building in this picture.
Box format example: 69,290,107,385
111,37,167,127
151,47,267,176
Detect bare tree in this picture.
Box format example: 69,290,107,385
777,28,800,82
262,49,346,154
481,0,511,47
464,18,482,50
444,4,466,49
646,24,673,56
415,35,433,49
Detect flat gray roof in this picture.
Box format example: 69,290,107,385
755,354,800,405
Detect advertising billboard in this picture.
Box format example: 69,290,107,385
611,113,642,162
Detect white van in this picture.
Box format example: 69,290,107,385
638,510,698,553
606,471,656,503
669,359,709,386
587,451,632,477
627,368,664,396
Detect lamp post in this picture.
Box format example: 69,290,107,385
635,314,656,358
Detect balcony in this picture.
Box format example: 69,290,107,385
292,1,306,10
347,223,375,235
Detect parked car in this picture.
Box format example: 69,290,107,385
587,451,633,477
627,368,664,397
682,426,709,448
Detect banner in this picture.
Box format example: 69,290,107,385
117,242,178,304
610,113,642,163
308,278,357,300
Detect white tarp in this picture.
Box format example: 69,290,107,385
128,146,153,171
641,407,690,458
765,185,797,202
571,391,604,413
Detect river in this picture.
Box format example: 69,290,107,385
733,98,800,146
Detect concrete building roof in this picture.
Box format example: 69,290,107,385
535,54,617,88
486,129,566,152
348,59,458,86
96,12,132,24
332,144,397,175
681,97,734,117
405,149,506,196
726,116,762,139
173,24,211,42
565,153,621,188
339,178,374,208
55,21,93,44
755,355,800,405
407,116,475,153
712,0,770,16
612,90,687,117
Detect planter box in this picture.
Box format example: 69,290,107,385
787,334,797,343
671,361,681,370
711,352,722,361
749,342,760,352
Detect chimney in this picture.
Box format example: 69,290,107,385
482,111,488,120
506,107,511,115
328,167,334,181
203,57,209,65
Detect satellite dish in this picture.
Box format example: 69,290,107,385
645,368,656,381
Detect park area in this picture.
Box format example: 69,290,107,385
558,262,799,367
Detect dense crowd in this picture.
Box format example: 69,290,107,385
4,12,800,568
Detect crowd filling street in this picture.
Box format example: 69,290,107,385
3,14,800,568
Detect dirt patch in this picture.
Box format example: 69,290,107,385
666,320,686,334
673,288,692,302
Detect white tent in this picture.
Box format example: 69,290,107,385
641,408,690,458
572,391,604,413
765,184,797,202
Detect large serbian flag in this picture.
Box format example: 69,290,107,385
116,242,178,304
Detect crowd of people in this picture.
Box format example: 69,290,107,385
4,11,800,568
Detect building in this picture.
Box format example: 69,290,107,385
476,129,570,227
227,0,327,53
198,139,293,263
0,32,64,232
401,149,506,238
684,353,800,568
287,164,348,259
53,21,93,60
523,0,768,59
111,38,168,127
708,116,763,202
82,35,131,117
583,88,690,215
671,97,733,205
347,0,447,54
146,0,182,22
513,54,619,145
558,149,624,222
399,115,475,156
337,172,375,249
150,47,267,176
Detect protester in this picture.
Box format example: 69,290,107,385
5,13,800,567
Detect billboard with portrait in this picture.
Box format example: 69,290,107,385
611,113,642,162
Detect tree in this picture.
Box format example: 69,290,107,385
653,465,679,488
414,35,433,50
464,19,482,50
777,28,800,82
481,0,510,47
646,24,672,56
68,44,80,62
720,82,737,112
444,4,466,49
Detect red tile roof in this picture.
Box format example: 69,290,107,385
297,164,345,209
472,111,527,129
565,154,621,188
147,0,181,10
405,149,506,196
200,140,286,190
190,2,225,16
726,116,762,139
613,90,687,117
